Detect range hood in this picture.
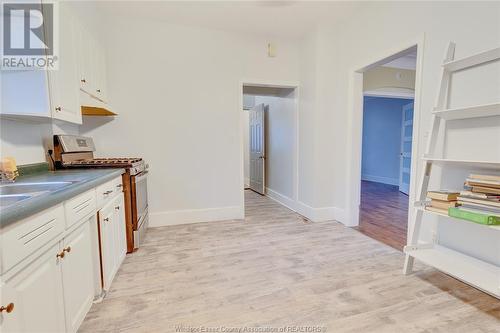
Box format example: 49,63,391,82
80,91,117,116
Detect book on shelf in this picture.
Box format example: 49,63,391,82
471,186,500,195
459,190,500,200
430,199,458,210
448,207,500,225
465,178,500,189
458,196,500,208
469,174,500,182
427,190,459,201
425,206,448,215
458,202,500,214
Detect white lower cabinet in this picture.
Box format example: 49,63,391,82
0,244,66,333
99,193,126,291
0,177,125,333
61,222,94,333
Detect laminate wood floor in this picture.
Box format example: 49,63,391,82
79,190,500,333
357,180,409,251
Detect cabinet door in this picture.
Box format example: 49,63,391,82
0,244,66,333
113,193,127,266
76,21,95,95
98,202,116,290
93,46,108,103
49,1,82,124
61,221,94,333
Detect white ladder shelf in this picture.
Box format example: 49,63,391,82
403,42,500,299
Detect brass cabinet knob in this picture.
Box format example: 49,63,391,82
115,206,120,210
63,246,71,253
96,89,101,93
81,78,86,83
103,190,113,195
55,106,62,112
0,303,14,313
103,217,110,222
56,251,65,259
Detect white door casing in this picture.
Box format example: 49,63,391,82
399,102,414,195
249,103,266,194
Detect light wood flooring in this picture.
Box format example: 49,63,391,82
358,181,409,251
79,190,500,332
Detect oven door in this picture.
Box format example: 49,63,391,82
131,170,148,230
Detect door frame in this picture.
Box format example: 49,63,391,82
345,35,425,230
238,80,300,215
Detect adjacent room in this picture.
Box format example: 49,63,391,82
358,50,417,250
0,2,499,333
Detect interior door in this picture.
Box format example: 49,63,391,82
249,103,266,194
399,102,414,195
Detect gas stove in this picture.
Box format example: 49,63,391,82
53,136,146,175
61,158,146,175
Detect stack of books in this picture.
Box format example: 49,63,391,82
450,174,500,225
426,190,459,215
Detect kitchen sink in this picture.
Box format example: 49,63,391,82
0,181,74,196
0,194,33,207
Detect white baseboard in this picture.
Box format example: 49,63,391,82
362,174,399,186
149,206,244,227
265,187,346,225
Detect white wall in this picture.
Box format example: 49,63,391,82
80,16,300,226
0,119,52,165
300,2,500,264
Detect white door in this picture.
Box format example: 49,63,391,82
399,102,414,195
61,222,94,333
249,103,266,194
0,244,66,333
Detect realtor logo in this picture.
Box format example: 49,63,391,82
1,1,58,69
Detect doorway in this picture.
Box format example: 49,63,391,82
349,43,423,251
240,82,299,216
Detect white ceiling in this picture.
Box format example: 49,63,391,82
382,51,417,70
90,1,363,39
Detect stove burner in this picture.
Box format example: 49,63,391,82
64,157,142,166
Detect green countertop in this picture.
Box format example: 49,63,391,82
0,168,124,228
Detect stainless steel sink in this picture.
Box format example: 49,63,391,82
0,181,73,196
0,194,33,207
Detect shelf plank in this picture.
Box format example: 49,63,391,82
417,207,500,231
433,102,500,120
423,158,500,171
443,47,500,72
406,244,500,298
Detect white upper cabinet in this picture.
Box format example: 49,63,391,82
0,0,111,123
48,1,82,124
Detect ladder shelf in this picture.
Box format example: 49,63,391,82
404,244,500,298
442,47,500,72
404,42,500,299
432,102,500,120
423,158,500,171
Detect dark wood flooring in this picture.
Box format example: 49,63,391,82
357,180,409,251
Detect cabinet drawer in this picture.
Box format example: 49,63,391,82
96,176,123,208
1,205,65,274
64,189,96,229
